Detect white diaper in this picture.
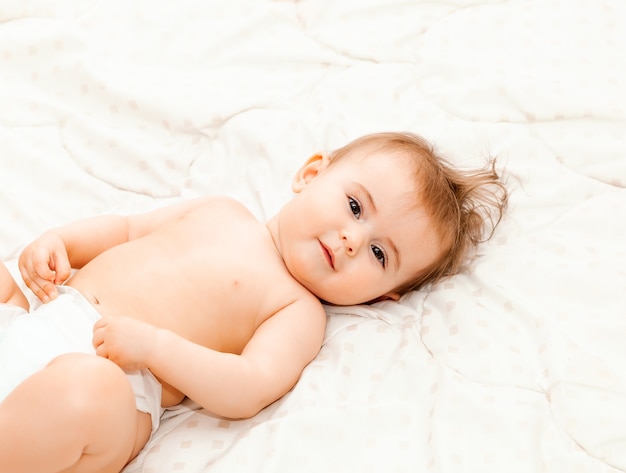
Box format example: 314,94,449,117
0,303,28,343
0,286,163,435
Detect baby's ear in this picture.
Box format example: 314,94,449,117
292,153,330,192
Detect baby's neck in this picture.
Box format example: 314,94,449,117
265,214,282,259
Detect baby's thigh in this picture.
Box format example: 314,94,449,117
0,353,150,473
47,354,152,471
46,354,152,471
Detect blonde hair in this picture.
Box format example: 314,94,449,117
329,132,508,293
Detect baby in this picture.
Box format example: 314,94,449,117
0,132,506,472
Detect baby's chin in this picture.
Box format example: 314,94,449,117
316,289,397,306
294,274,378,306
309,288,372,307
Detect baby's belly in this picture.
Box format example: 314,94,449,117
67,275,258,408
160,383,186,407
66,281,187,407
67,263,257,348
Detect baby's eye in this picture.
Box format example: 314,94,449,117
348,196,361,219
371,245,386,267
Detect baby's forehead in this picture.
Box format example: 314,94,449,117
343,142,419,165
340,146,420,177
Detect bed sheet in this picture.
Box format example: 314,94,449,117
1,0,625,472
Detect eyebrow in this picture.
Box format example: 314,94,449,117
354,181,401,270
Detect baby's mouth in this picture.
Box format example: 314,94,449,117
319,240,335,270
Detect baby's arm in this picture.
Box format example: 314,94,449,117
19,197,214,302
0,261,28,310
153,298,326,418
18,218,125,302
93,297,327,419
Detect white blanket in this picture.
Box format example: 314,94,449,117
1,1,625,472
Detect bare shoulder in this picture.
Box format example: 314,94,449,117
194,195,245,208
152,195,252,217
126,195,257,241
243,289,327,380
268,289,327,349
190,195,255,219
288,290,327,324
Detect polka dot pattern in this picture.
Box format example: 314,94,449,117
0,1,625,473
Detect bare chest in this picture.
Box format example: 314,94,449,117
68,208,294,354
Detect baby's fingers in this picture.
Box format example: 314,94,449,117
32,247,57,279
22,248,58,302
22,274,56,303
19,270,52,303
50,251,71,285
92,320,105,351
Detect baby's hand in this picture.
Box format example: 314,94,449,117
92,316,158,371
18,232,71,302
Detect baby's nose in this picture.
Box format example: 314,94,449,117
341,228,364,255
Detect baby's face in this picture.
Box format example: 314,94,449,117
274,151,442,305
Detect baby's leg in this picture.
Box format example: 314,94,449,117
0,261,28,310
0,353,152,473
